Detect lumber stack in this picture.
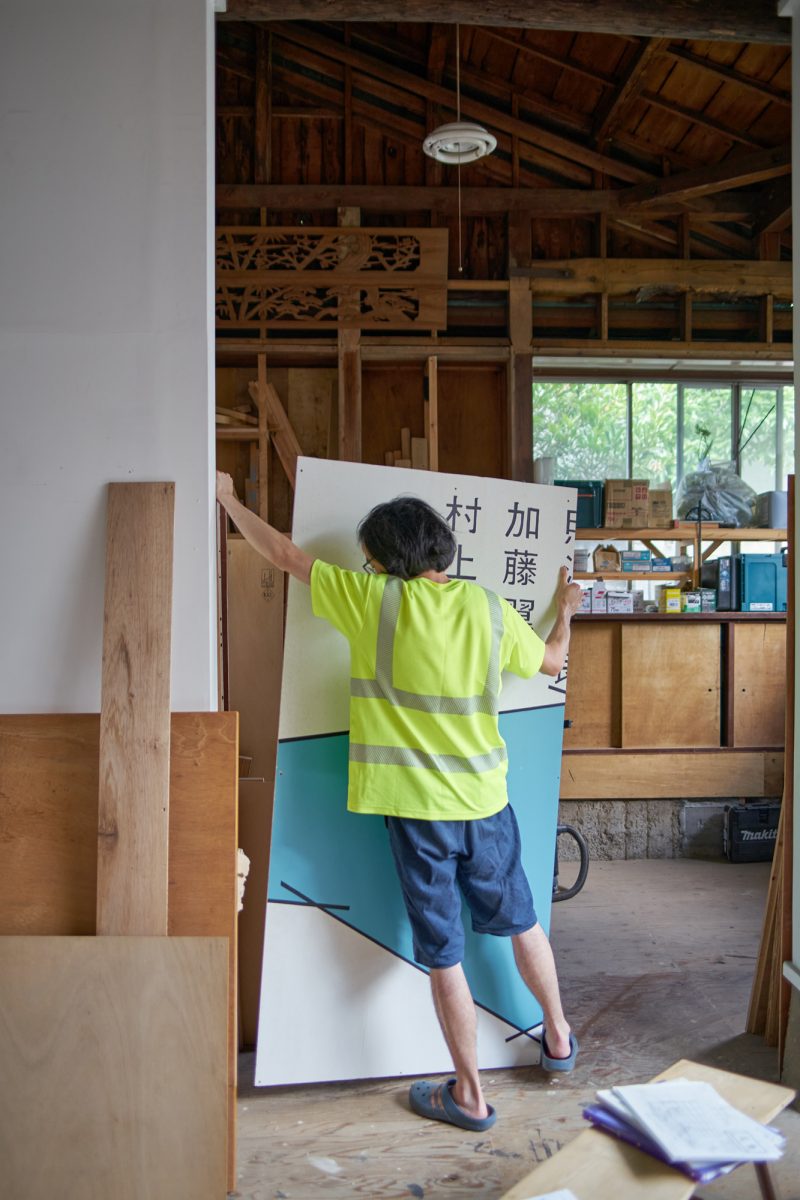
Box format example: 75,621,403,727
746,476,794,1063
0,484,233,1200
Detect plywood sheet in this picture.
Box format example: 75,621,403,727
732,621,786,747
226,539,285,1047
362,365,423,467
621,622,720,748
438,366,506,479
564,623,621,748
559,750,776,799
0,936,227,1200
0,712,239,1190
98,482,174,936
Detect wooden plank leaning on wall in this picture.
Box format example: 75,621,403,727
97,482,174,937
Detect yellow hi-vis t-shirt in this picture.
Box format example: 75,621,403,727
310,559,546,820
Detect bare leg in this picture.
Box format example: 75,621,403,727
429,964,490,1119
512,924,572,1058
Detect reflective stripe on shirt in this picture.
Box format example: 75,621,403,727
349,576,504,716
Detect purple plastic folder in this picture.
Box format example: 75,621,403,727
582,1105,739,1185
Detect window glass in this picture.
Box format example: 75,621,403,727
631,382,678,488
738,387,778,494
782,386,795,487
681,386,733,474
532,381,627,479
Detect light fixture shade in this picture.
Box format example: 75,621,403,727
422,121,497,164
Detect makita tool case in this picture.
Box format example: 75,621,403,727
724,803,781,863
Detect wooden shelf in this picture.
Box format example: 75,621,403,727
574,571,690,582
576,527,787,541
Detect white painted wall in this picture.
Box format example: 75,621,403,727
0,0,217,712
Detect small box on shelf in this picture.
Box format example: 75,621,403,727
604,479,649,528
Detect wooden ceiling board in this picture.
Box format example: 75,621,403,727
733,42,791,83
570,30,630,77
553,72,604,116
747,105,792,147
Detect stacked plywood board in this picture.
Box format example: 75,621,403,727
0,484,235,1198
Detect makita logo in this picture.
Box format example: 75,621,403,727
741,829,777,842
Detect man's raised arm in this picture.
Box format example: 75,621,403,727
216,470,314,585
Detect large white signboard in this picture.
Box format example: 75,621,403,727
256,458,576,1086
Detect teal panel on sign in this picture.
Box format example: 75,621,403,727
267,704,565,1035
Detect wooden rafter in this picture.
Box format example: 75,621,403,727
221,2,790,44
619,143,791,208
638,89,768,150
269,22,654,183
216,183,758,223
593,38,666,143
478,27,618,90
753,178,793,237
662,45,791,108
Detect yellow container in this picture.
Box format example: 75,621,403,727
658,586,682,614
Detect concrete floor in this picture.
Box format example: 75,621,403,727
234,860,799,1200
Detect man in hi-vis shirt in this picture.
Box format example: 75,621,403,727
217,472,581,1132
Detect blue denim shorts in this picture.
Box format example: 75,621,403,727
386,804,537,969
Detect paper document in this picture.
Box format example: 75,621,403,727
597,1079,784,1165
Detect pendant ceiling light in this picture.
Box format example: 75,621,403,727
422,26,496,165
422,26,495,273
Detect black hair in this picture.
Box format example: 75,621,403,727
357,496,457,580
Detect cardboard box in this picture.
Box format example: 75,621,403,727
591,583,609,613
593,545,620,572
577,588,592,613
604,479,649,529
631,589,646,613
648,487,673,528
650,557,674,573
700,588,717,612
607,590,634,614
621,559,650,573
681,590,702,613
658,586,682,614
620,550,650,562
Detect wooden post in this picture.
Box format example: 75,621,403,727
508,214,533,482
257,353,269,521
97,482,174,936
338,206,362,462
425,355,439,471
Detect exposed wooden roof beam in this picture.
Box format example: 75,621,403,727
215,183,757,222
269,22,653,183
527,258,792,300
222,2,790,44
638,90,768,150
593,38,667,143
426,23,450,82
752,178,793,236
478,28,617,89
619,143,791,207
662,46,791,107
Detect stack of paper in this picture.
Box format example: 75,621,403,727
583,1079,785,1184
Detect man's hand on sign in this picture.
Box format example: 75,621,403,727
556,565,583,616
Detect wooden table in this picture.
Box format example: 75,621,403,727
499,1059,795,1200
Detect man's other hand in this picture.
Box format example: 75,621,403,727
216,470,237,508
556,565,582,616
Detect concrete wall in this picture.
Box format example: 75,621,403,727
0,0,218,712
